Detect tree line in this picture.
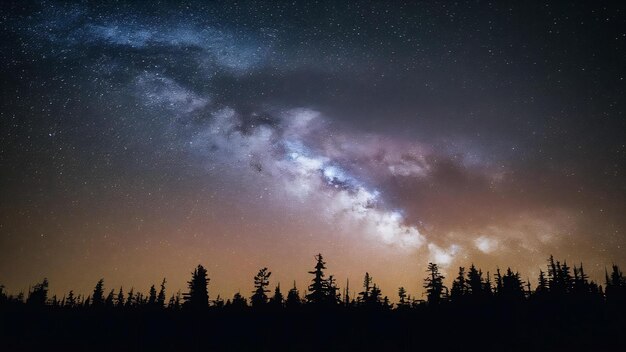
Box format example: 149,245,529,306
2,254,625,311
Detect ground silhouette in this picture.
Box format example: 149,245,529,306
1,254,624,351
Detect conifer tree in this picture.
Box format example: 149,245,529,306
423,263,446,305
231,292,248,309
467,264,484,297
306,254,328,304
251,267,271,307
105,289,115,308
286,281,302,308
26,278,49,306
359,272,373,304
157,278,167,307
116,287,125,308
450,267,467,300
148,285,157,306
398,287,408,307
125,288,134,308
500,268,525,300
66,290,76,308
270,284,284,307
536,270,549,295
91,279,105,307
325,275,340,305
183,265,210,309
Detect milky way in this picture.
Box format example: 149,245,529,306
1,1,624,298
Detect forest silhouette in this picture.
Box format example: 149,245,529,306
1,254,625,351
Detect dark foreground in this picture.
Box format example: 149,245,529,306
1,302,624,352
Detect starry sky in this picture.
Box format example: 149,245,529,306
1,1,625,300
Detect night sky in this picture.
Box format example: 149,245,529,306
1,1,625,300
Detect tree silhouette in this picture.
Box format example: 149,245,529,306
0,253,624,352
605,264,625,305
251,267,271,307
105,289,115,308
423,263,446,305
270,284,284,307
499,268,525,300
148,285,157,306
116,287,125,308
26,278,49,306
306,253,328,304
65,290,76,308
536,270,549,296
157,278,167,307
286,281,302,308
397,287,408,308
358,272,373,304
230,291,248,309
325,275,341,305
125,288,134,308
467,264,485,297
450,267,467,301
183,265,209,309
91,279,105,308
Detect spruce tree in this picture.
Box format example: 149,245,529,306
306,254,328,304
148,285,157,306
398,287,408,307
26,278,49,306
450,267,467,300
91,279,105,307
359,272,373,304
251,267,271,307
423,263,446,305
270,284,284,307
105,289,115,308
183,265,210,309
66,290,76,308
157,278,167,307
286,281,302,308
116,287,125,308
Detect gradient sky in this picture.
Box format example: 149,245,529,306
1,1,625,301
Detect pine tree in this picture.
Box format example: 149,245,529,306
306,254,328,304
398,286,408,308
450,267,467,300
148,285,157,306
423,263,446,305
91,279,105,307
286,281,301,308
359,272,373,304
270,284,284,307
157,278,167,307
116,287,125,308
183,265,210,309
125,288,134,308
369,284,382,306
26,278,49,306
212,295,225,308
467,264,484,297
344,279,351,307
605,264,625,305
560,261,573,293
325,275,340,305
66,290,76,308
500,268,525,300
494,268,503,294
171,290,181,310
231,292,248,309
105,289,115,308
251,267,271,307
536,270,549,295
